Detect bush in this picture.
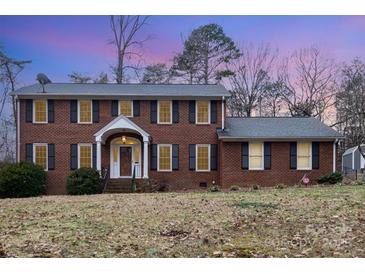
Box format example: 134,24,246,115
251,184,260,191
67,168,102,195
0,161,47,198
208,185,220,192
317,172,343,185
229,185,240,191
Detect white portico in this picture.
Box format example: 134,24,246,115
94,115,150,179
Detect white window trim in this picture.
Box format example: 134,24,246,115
157,100,172,124
195,101,211,125
33,100,48,124
196,144,211,172
157,144,172,172
77,100,93,124
33,143,48,171
78,143,93,169
118,100,134,117
249,142,264,170
297,142,312,170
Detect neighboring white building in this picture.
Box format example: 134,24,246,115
342,145,365,172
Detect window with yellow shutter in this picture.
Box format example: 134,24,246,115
249,143,263,170
158,101,172,124
78,100,92,123
34,100,47,123
196,144,210,171
196,101,210,124
297,142,311,170
79,144,92,168
119,101,133,117
158,144,171,171
34,144,48,170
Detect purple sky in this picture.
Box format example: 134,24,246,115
1,15,364,86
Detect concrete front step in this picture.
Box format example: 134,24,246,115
103,179,145,193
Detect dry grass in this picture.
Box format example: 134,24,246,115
0,185,364,257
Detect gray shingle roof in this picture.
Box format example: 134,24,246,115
10,83,230,98
218,117,343,140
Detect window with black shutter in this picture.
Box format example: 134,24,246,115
70,144,78,170
241,142,249,170
172,144,179,170
210,144,218,170
111,100,119,117
189,144,196,170
133,100,140,117
48,100,54,123
189,101,195,124
264,142,271,170
172,101,179,123
150,101,157,123
26,99,33,123
70,100,78,123
150,144,157,170
210,100,217,124
25,143,33,163
290,142,297,169
92,100,99,123
312,142,320,169
48,144,55,170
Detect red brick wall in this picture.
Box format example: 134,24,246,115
19,99,222,194
219,141,336,188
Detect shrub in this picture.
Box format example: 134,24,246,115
229,185,240,191
251,184,260,191
275,184,285,190
208,185,220,192
66,168,102,195
317,172,343,185
0,161,47,198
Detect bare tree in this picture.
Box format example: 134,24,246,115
68,72,92,83
279,47,337,121
142,63,170,84
109,15,150,83
226,43,277,117
94,72,109,84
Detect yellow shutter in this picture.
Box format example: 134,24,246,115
34,100,47,123
120,101,132,116
159,145,171,170
35,145,47,169
197,145,209,170
79,101,91,123
158,101,171,123
197,101,209,123
79,145,92,168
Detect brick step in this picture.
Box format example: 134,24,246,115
104,179,134,193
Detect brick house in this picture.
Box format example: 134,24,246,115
11,83,342,194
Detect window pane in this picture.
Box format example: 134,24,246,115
250,156,262,169
35,145,47,169
120,101,132,116
298,156,310,169
298,143,311,156
79,101,91,123
134,145,139,162
249,143,263,169
79,145,92,168
159,145,171,170
159,101,171,123
197,146,209,170
197,101,209,123
249,143,262,156
34,100,47,122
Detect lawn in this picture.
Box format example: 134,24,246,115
0,185,364,258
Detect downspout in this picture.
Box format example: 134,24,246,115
333,139,338,173
16,95,20,163
221,96,225,131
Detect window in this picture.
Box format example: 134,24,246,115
78,100,92,123
33,144,47,170
196,144,210,171
78,144,92,168
33,100,47,123
249,143,263,170
119,100,133,117
297,142,311,170
158,144,171,171
196,101,210,124
158,101,172,124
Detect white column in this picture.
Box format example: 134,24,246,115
96,141,102,173
221,96,225,130
333,141,336,172
143,140,149,179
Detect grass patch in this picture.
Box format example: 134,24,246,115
236,201,277,209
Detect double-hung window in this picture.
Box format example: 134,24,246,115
33,143,48,170
33,100,47,123
158,101,172,124
78,144,92,168
196,101,210,124
196,144,210,171
297,142,311,170
119,100,133,117
158,144,172,171
249,143,263,170
78,100,92,123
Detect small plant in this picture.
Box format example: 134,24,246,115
275,184,285,190
0,161,47,198
230,185,240,191
208,185,220,192
67,168,102,195
251,184,260,191
317,171,343,185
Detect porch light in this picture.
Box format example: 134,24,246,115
122,136,126,144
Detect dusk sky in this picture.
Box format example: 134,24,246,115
1,15,364,86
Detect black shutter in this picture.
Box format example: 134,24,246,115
92,144,97,169
241,142,249,170
150,144,157,170
48,100,54,123
290,142,297,169
189,101,196,124
312,142,320,169
133,100,140,117
172,144,179,170
92,100,99,123
210,100,217,124
70,100,77,123
25,143,33,163
210,144,218,170
172,100,179,123
150,100,157,123
111,100,119,117
70,144,78,170
26,99,33,123
264,142,271,170
48,144,55,170
189,144,196,170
